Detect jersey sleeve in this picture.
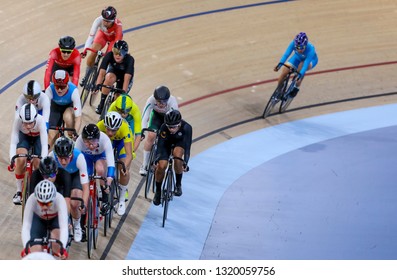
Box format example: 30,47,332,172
130,102,142,135
279,40,295,64
71,88,82,117
76,154,89,184
84,17,102,50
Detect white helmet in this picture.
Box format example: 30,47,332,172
19,103,37,123
34,180,56,203
23,80,41,100
104,111,123,130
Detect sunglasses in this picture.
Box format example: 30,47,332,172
58,156,71,161
112,47,125,57
295,45,305,51
105,127,118,133
83,138,99,145
55,84,67,90
38,201,52,207
41,172,57,179
166,123,180,129
60,49,73,54
24,95,39,101
116,107,131,114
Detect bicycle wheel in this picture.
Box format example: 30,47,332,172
89,66,99,107
162,170,174,227
80,67,95,109
144,146,156,199
262,80,286,119
21,170,32,221
99,93,113,121
93,190,99,250
86,196,94,259
279,81,296,113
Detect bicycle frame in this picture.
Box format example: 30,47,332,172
86,174,106,259
98,84,125,121
10,152,41,221
141,128,159,199
80,47,105,108
262,63,300,119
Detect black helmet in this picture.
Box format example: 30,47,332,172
101,6,117,21
113,40,128,56
82,123,100,140
58,36,76,50
39,156,58,177
54,136,74,157
165,109,182,125
153,86,170,101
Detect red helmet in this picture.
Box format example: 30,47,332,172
52,70,69,87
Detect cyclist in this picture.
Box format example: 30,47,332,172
45,70,82,148
274,32,318,98
50,136,89,243
15,80,51,129
21,180,69,260
29,156,72,199
81,6,123,85
44,36,82,89
153,109,192,206
75,124,115,215
108,94,142,153
140,85,178,176
9,103,48,205
94,40,135,115
97,111,133,215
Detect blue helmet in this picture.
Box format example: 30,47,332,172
294,32,308,49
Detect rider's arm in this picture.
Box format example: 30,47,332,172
39,93,51,126
71,50,82,86
182,122,193,165
70,87,82,133
299,44,317,78
83,17,102,50
44,49,57,89
9,116,20,162
279,40,295,64
168,96,179,110
21,195,35,247
38,116,49,158
56,194,69,249
141,96,155,129
101,133,116,178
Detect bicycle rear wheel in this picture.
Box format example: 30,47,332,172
144,146,156,199
162,170,174,227
279,82,296,113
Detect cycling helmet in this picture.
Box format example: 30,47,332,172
23,80,41,100
82,123,100,140
35,179,57,203
104,111,123,130
165,109,182,126
113,40,128,56
102,6,117,21
54,136,74,157
58,36,75,50
115,94,133,112
52,70,69,87
294,32,308,49
39,156,58,177
153,85,170,101
19,103,37,123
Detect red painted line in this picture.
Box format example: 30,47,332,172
179,60,397,107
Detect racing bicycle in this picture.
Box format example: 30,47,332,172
80,47,105,109
97,84,125,121
262,63,301,119
141,128,159,199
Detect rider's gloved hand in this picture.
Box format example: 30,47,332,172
274,63,283,72
80,49,87,58
20,248,30,258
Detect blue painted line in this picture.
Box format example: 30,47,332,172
0,0,292,95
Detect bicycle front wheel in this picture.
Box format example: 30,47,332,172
162,170,174,227
21,171,30,221
99,94,113,121
87,196,94,259
279,82,296,113
263,79,287,119
80,67,95,109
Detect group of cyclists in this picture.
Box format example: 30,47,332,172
9,5,193,260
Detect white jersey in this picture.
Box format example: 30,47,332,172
15,94,51,124
9,114,48,162
21,192,69,249
74,131,115,169
141,95,179,129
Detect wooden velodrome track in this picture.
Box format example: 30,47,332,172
0,0,396,260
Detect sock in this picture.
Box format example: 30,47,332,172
73,218,80,228
15,174,24,192
175,173,182,186
119,184,127,202
143,150,150,167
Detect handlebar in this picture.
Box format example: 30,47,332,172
81,47,104,57
141,128,157,140
9,154,41,170
98,84,125,94
24,237,66,257
49,126,78,137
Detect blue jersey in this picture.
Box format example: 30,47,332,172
50,82,77,106
279,41,318,77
